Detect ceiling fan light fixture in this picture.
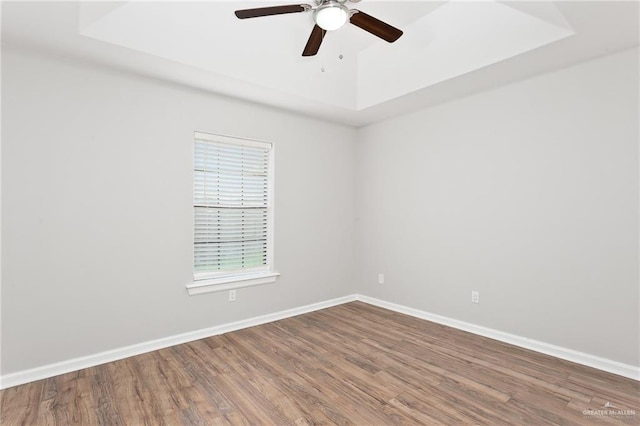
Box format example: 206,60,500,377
314,1,349,31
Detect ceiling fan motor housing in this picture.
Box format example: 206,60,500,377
314,1,350,31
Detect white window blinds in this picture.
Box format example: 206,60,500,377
193,132,273,280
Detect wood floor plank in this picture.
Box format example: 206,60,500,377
1,301,638,425
74,370,102,425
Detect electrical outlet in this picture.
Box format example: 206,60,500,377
378,273,385,284
471,291,479,304
229,290,237,302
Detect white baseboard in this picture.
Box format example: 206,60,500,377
0,294,357,389
2,293,637,388
356,295,640,381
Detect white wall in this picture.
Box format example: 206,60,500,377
1,47,357,374
2,43,638,379
356,48,639,366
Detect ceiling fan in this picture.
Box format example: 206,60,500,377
235,0,403,57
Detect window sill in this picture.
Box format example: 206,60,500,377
186,272,280,296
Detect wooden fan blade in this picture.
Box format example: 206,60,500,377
349,10,403,43
235,4,310,19
302,25,326,57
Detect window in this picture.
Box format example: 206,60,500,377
186,132,278,295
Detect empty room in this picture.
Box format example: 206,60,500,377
1,0,639,424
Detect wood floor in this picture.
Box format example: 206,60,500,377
1,302,638,425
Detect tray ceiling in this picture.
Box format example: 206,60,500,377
2,1,638,126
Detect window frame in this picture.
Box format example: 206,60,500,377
186,131,279,296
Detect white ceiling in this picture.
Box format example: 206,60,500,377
2,1,639,127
